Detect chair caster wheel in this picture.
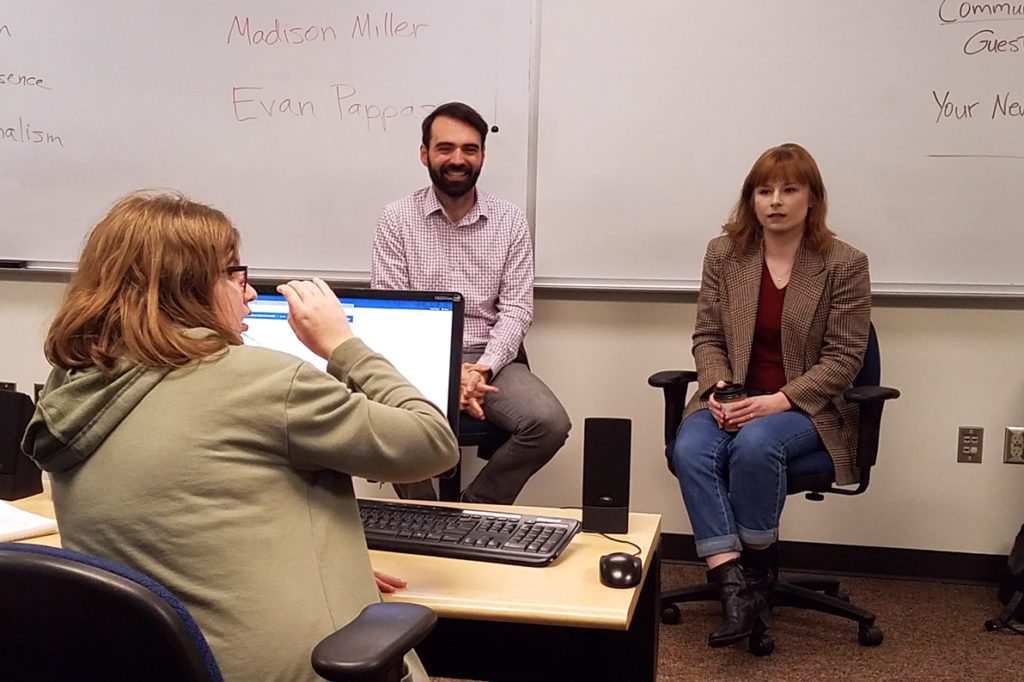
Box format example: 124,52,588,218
985,619,1000,632
661,604,680,625
749,632,775,656
858,625,883,646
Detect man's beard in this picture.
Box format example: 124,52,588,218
428,162,481,199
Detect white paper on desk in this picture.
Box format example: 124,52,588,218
0,501,58,542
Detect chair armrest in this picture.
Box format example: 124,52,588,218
844,385,901,404
828,384,900,496
648,370,699,448
311,602,436,682
647,370,699,390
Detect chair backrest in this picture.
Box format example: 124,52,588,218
787,321,889,497
854,323,880,388
0,543,222,682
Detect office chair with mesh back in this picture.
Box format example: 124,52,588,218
0,543,435,682
648,323,899,655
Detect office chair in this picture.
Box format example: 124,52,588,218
0,543,436,682
648,323,899,655
437,348,529,502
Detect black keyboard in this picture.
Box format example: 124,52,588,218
358,498,580,567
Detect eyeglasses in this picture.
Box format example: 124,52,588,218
225,265,248,290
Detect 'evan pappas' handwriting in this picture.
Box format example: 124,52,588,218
232,87,316,120
230,84,435,131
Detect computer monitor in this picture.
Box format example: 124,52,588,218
243,286,463,432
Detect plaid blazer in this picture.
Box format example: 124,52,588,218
682,235,871,486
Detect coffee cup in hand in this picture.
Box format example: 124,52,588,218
714,382,746,433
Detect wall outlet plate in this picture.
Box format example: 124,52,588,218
957,426,983,463
1005,427,1024,464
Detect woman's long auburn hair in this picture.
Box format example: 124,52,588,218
45,190,241,372
722,143,834,253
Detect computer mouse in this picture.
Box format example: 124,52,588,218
599,552,643,588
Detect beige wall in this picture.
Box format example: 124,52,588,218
5,276,1024,555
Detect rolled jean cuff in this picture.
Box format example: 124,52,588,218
694,533,742,558
738,525,778,548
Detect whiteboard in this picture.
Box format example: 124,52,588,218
534,1,1024,294
1,0,532,276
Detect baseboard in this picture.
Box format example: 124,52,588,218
659,532,1006,585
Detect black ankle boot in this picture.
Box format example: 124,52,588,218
706,558,769,648
741,545,778,596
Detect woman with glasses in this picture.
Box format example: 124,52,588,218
22,189,458,682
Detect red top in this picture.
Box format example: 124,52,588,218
745,263,787,392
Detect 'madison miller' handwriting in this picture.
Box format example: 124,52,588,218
227,16,337,45
940,1,1024,24
0,24,11,38
1,117,63,146
351,13,429,39
963,28,1024,54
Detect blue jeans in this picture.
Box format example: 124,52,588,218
671,403,831,558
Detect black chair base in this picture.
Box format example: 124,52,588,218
661,571,883,655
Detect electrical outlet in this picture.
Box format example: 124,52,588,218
1005,427,1024,464
957,426,983,463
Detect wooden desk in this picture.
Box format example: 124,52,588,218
372,504,662,682
13,493,661,682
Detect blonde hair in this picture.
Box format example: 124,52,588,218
722,143,834,253
45,190,241,371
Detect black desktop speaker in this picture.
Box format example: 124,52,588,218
582,417,631,534
0,389,42,500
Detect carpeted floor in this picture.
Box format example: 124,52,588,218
433,561,1020,682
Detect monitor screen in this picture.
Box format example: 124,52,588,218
243,286,463,432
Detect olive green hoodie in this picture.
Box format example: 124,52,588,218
21,333,456,682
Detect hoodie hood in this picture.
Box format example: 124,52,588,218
22,362,171,474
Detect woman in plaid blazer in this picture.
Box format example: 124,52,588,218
671,143,871,649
